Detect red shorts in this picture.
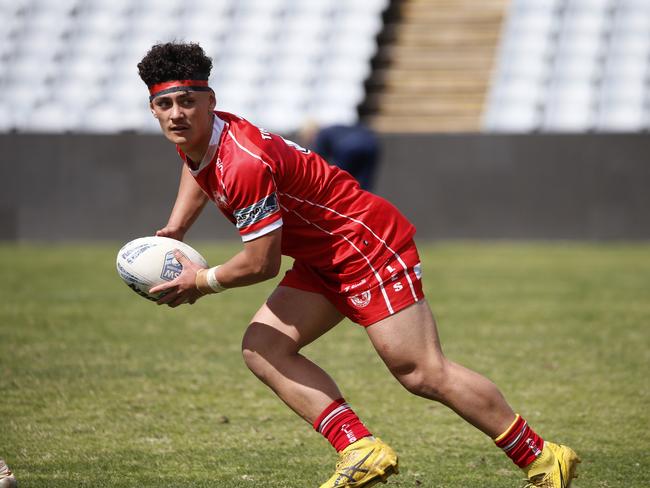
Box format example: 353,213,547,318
279,240,425,326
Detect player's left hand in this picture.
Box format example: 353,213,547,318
150,250,206,307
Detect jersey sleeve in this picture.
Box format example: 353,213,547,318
223,145,283,242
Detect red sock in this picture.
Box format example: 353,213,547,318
313,398,372,452
494,414,544,468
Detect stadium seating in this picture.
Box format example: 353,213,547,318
4,0,648,135
0,0,388,134
485,0,650,132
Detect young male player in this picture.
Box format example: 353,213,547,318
139,42,580,487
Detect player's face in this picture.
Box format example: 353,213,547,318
150,90,216,148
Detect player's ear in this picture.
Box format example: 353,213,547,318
150,102,158,118
208,91,216,111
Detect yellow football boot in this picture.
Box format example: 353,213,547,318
523,442,580,488
0,459,17,488
319,437,398,488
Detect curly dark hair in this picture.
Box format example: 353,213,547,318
137,42,213,87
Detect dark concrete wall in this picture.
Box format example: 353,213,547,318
0,134,237,242
376,133,650,240
1,133,648,241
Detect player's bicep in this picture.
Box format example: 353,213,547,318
242,227,282,277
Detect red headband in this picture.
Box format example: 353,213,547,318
148,80,211,101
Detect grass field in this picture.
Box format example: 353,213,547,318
1,241,649,487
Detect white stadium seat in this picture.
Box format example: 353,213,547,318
25,102,84,133
0,0,386,134
485,0,650,132
483,103,541,133
597,103,647,132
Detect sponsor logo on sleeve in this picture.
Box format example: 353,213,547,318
234,192,280,229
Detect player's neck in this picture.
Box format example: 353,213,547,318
180,130,212,169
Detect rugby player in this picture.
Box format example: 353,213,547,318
139,42,579,487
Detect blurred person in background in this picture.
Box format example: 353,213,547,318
300,121,380,192
137,41,580,488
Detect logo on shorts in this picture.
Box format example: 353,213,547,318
349,290,372,308
344,278,367,292
414,262,422,280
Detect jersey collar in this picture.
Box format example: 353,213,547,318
188,114,226,175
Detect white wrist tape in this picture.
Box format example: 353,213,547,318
206,265,226,293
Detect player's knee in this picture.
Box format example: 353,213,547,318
242,327,270,374
241,341,263,375
241,323,296,375
392,359,450,401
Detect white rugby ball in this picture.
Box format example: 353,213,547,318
116,236,208,301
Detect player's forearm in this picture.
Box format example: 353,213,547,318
166,165,209,233
195,254,278,294
166,191,208,232
195,229,282,294
214,248,281,288
196,242,282,294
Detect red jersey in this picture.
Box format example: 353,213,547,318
177,111,416,284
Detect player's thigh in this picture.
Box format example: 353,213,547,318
365,299,444,376
243,285,345,355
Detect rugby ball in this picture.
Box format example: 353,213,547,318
116,236,208,301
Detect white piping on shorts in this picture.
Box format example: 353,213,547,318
280,193,419,303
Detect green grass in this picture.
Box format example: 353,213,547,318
1,242,649,487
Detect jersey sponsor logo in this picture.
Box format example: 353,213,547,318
349,290,372,308
160,250,185,281
234,192,280,229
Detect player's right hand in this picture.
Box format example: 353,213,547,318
155,225,186,241
150,250,206,307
